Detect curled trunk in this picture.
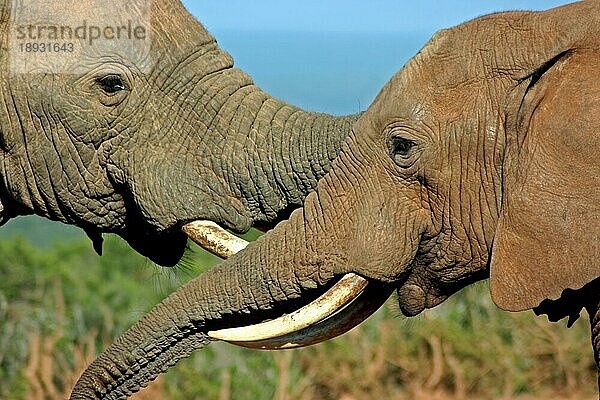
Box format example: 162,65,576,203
72,131,398,397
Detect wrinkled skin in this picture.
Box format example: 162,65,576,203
72,2,600,398
0,0,357,266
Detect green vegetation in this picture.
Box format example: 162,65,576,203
0,217,596,399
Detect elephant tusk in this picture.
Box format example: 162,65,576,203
225,282,393,350
207,273,375,343
182,220,249,259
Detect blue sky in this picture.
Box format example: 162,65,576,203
183,1,572,34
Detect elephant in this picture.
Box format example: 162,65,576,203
71,1,600,398
0,0,358,266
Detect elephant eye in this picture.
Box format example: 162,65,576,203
96,74,128,94
389,136,417,166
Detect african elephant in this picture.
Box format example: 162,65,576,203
71,1,600,398
0,0,357,266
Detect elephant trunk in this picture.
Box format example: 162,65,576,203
71,202,342,398
205,66,359,227
151,0,360,229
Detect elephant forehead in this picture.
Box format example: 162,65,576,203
368,54,479,131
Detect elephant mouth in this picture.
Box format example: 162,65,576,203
121,224,188,267
181,220,394,349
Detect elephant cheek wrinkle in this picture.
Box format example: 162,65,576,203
397,284,426,317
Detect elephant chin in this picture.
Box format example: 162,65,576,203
122,227,188,267
396,284,427,317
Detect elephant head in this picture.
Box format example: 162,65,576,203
0,0,357,266
72,1,600,398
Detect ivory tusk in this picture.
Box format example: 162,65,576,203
182,220,249,259
208,273,369,342
227,283,393,350
183,221,392,350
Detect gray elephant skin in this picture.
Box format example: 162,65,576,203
0,0,357,266
72,1,600,398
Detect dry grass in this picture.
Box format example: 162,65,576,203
20,282,167,400
24,282,95,400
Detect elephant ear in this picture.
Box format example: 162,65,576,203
490,52,600,312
